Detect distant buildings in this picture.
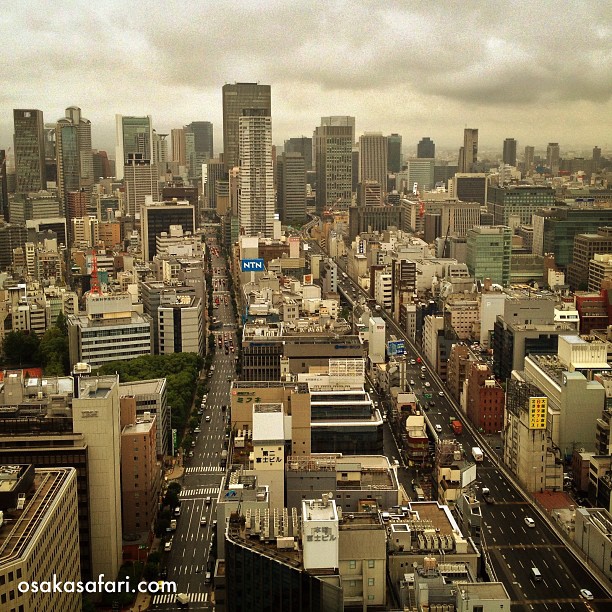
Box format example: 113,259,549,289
502,138,517,166
417,136,435,160
13,109,46,193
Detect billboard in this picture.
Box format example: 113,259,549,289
528,396,548,430
387,340,406,356
241,258,265,272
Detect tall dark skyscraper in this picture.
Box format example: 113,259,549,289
222,82,271,171
546,142,560,175
417,137,435,159
0,150,8,221
387,133,402,172
285,137,313,171
185,121,213,159
13,109,46,193
277,152,306,225
460,128,478,172
502,138,517,166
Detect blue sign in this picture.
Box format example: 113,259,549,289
387,340,406,357
241,258,265,272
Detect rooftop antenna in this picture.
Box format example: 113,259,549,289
90,248,102,295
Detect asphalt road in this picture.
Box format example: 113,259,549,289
151,239,236,610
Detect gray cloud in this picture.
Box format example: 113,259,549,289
1,0,611,154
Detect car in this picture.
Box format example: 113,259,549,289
194,427,201,433
410,379,415,386
435,424,442,433
424,382,431,388
410,359,416,365
428,401,435,408
205,496,212,505
164,539,173,552
524,517,536,528
191,440,196,447
579,589,594,600
438,391,444,397
205,415,211,422
200,517,208,526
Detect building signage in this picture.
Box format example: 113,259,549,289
528,397,547,430
305,526,336,542
241,258,265,272
387,340,406,356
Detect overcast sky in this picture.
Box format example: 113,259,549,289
1,0,611,159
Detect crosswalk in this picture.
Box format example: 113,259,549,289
185,466,225,473
179,486,219,498
152,592,209,604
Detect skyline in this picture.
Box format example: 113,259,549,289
1,1,611,157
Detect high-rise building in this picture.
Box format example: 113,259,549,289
402,158,435,192
321,116,355,142
417,136,435,159
0,466,80,612
152,130,169,171
277,152,306,225
387,133,402,172
115,115,153,180
204,157,226,212
284,136,313,170
13,109,46,193
222,82,271,171
92,150,111,180
313,121,353,213
487,185,555,226
0,149,8,221
359,132,387,192
158,294,205,356
140,198,196,261
460,128,478,172
185,121,213,160
466,225,512,286
593,146,602,169
124,154,159,218
502,138,517,166
238,109,274,237
546,142,560,175
524,146,535,175
171,128,186,166
448,173,488,205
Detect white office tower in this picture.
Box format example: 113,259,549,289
238,109,274,237
302,496,339,571
369,316,386,364
252,403,285,509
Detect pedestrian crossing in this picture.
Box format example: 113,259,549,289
185,466,225,473
178,486,219,498
152,592,209,604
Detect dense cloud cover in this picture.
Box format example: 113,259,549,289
1,0,611,154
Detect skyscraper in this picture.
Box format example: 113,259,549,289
502,138,517,166
460,128,478,172
223,82,271,171
546,142,560,175
238,109,274,237
359,133,387,192
185,121,213,159
313,122,353,213
417,136,435,159
524,146,535,175
285,137,313,170
277,152,306,225
124,154,159,218
320,116,355,143
387,133,402,172
13,109,46,193
0,149,9,221
171,128,186,166
593,146,601,169
115,115,153,180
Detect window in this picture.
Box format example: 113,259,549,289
368,560,375,568
368,578,375,586
349,560,356,569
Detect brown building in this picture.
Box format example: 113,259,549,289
567,227,612,290
120,396,161,538
466,362,504,434
98,220,122,249
446,343,472,403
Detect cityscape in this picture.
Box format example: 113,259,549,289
1,3,612,612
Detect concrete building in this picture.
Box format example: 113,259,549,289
502,138,517,166
447,343,472,403
314,121,353,212
119,378,169,458
417,136,435,160
124,154,159,218
567,228,612,290
574,507,612,582
487,185,555,227
0,465,80,612
589,253,612,292
72,373,123,579
466,225,512,286
120,400,161,537
238,109,274,237
67,293,153,368
401,197,480,238
504,378,562,493
222,82,271,172
115,115,153,181
448,173,488,206
13,109,46,193
444,294,480,340
359,132,387,193
403,158,435,192
547,142,560,175
158,294,204,356
460,128,478,173
276,151,306,225
285,136,313,170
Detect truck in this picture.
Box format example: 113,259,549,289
472,446,484,462
451,420,463,435
414,486,426,501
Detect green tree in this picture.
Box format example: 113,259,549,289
2,331,41,367
39,325,69,375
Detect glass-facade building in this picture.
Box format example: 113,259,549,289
466,225,512,286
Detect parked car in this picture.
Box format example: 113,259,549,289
524,517,536,528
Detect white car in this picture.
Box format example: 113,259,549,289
438,391,444,397
424,382,431,388
524,517,536,528
410,379,415,386
579,589,593,600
